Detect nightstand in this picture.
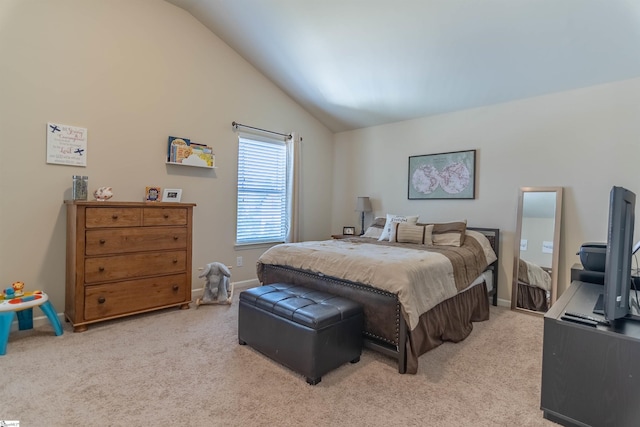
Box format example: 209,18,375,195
571,262,640,286
331,234,354,239
570,263,604,285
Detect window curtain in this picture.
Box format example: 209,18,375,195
285,132,301,243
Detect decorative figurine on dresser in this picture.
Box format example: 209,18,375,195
64,200,196,332
93,186,113,201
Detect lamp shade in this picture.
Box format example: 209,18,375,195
355,196,372,212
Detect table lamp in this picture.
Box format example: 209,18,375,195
355,196,372,235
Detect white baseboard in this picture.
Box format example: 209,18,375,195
9,279,261,333
8,312,65,333
496,297,511,308
232,278,261,290
191,278,259,298
18,279,505,331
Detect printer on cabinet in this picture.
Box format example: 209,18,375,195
577,243,606,272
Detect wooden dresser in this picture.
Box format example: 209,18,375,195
65,201,195,332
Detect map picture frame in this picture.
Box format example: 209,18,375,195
408,149,476,200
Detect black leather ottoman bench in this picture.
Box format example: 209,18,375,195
238,283,363,385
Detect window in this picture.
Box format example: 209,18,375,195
236,135,288,245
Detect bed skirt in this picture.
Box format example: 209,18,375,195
406,281,489,373
516,282,549,312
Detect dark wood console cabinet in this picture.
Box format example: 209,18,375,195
541,280,640,426
570,263,604,285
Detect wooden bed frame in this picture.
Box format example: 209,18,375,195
258,227,500,374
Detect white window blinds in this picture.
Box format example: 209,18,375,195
236,135,288,245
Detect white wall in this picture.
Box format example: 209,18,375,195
0,0,334,313
333,77,640,304
3,0,639,318
521,218,554,269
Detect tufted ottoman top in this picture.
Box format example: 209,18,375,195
239,283,362,330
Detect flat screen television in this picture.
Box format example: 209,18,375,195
603,186,636,321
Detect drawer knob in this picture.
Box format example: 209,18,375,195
173,236,179,240
99,239,106,244
98,266,105,272
112,214,119,219
172,259,178,263
172,285,179,291
163,214,169,219
98,296,106,304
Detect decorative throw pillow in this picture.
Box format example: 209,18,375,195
416,222,434,244
431,220,467,247
371,216,387,227
362,226,383,239
378,214,419,241
362,217,386,239
422,224,434,245
391,223,434,244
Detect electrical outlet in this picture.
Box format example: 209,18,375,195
236,256,243,267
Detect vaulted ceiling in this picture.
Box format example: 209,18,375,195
165,0,640,132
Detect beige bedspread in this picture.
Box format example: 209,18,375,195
257,230,497,330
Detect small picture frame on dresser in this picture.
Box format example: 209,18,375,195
343,226,355,235
145,186,162,202
162,188,182,202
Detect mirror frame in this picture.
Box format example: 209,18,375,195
511,186,563,315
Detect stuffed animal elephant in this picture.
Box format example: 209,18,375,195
196,262,233,306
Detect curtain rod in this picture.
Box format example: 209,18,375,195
232,121,292,140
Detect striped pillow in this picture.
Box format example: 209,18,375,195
378,214,419,241
431,221,467,246
391,223,434,244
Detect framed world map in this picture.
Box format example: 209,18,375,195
408,149,476,199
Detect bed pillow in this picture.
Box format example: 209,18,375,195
362,227,383,239
431,220,467,246
391,223,434,244
378,214,419,241
371,216,387,227
361,217,386,239
416,222,434,245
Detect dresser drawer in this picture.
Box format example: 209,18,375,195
86,208,142,228
85,227,187,255
66,201,195,332
143,208,187,226
84,250,187,283
84,273,188,320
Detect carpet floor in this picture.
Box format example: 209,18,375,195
0,294,557,427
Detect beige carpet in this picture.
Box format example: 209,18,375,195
1,294,556,427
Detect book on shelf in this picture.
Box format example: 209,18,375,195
167,136,214,167
167,136,190,163
190,143,214,167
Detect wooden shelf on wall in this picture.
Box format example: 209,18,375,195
166,161,216,169
166,136,216,168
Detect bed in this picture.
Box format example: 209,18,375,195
516,258,551,312
256,220,499,374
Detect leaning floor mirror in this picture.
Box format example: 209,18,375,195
511,187,563,314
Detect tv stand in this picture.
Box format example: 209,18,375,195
541,280,640,426
593,292,640,320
